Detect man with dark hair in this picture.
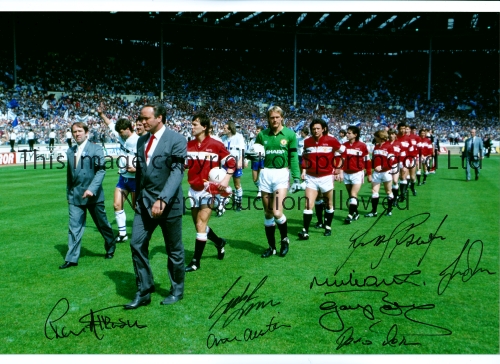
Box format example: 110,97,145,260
135,118,147,136
98,106,140,242
339,130,348,144
124,103,186,309
339,125,372,224
59,122,115,269
221,120,245,212
184,113,235,272
255,106,301,258
299,118,345,239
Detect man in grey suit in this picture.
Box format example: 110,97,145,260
124,103,186,309
60,122,115,269
463,128,484,181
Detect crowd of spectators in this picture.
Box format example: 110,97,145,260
1,46,498,148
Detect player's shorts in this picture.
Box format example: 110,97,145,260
187,187,217,208
116,175,136,192
305,174,334,193
402,156,418,169
251,160,265,171
390,165,400,177
421,155,433,167
259,168,289,193
371,170,392,184
343,171,364,185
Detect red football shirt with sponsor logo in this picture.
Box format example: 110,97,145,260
341,140,372,175
302,135,345,177
186,136,233,191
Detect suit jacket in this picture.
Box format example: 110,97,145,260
66,141,107,205
463,136,483,159
135,127,186,218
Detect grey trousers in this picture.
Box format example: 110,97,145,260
66,202,115,263
129,211,185,297
465,156,480,180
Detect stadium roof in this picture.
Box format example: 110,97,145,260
1,12,498,53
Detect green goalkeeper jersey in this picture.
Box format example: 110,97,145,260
255,126,300,180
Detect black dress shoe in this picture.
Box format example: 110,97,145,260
104,253,114,259
324,229,332,237
124,292,151,309
160,294,183,305
59,261,78,269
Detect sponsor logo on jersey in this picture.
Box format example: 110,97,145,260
266,149,285,154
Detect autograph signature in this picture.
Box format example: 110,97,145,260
310,269,422,289
208,276,281,331
206,316,291,349
317,289,452,339
44,298,147,340
335,213,447,274
334,324,421,350
438,239,496,295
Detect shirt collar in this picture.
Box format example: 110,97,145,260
77,138,88,151
150,124,166,141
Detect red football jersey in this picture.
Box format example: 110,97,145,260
341,140,372,175
397,134,411,159
419,137,433,157
372,141,397,172
302,135,345,177
186,136,232,191
407,134,421,157
390,139,402,162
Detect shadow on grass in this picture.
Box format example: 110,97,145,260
54,244,107,259
104,270,141,299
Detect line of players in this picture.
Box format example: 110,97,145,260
97,104,435,274
296,120,435,241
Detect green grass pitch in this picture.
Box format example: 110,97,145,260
0,155,498,354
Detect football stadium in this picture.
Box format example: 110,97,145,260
0,6,498,361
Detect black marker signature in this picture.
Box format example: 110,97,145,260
336,213,447,274
438,239,496,295
208,276,281,331
310,269,421,289
44,298,147,340
334,324,420,350
318,289,451,337
206,316,291,349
